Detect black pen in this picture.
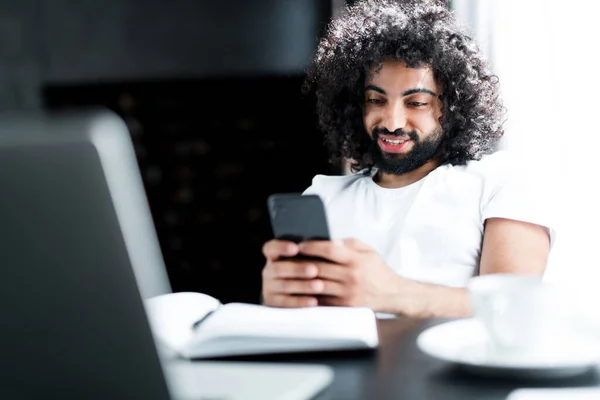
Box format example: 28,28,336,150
191,305,220,330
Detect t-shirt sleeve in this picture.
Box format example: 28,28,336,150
481,154,557,248
302,174,328,198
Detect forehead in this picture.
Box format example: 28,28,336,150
366,60,438,92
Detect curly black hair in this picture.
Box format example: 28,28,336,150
303,0,505,172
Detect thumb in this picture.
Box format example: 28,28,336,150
342,238,373,252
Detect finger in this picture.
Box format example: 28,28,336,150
298,240,353,264
262,239,299,260
263,260,352,282
319,280,347,297
263,261,319,279
266,294,318,308
270,278,347,297
317,295,350,307
312,261,352,282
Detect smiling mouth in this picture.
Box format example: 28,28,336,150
377,137,412,153
381,137,408,145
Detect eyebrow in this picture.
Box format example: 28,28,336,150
365,85,436,97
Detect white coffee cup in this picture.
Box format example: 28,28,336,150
467,274,574,362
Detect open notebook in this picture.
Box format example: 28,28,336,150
145,292,379,359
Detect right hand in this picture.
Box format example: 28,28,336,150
261,239,321,308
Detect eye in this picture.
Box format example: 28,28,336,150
408,101,428,108
367,98,385,105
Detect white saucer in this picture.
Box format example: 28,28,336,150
416,318,600,379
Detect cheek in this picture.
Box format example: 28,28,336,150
432,107,442,121
413,110,441,131
432,101,443,122
363,110,378,133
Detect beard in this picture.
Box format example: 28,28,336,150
369,127,443,175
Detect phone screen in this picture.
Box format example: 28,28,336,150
267,193,331,243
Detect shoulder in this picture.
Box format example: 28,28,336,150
464,150,537,196
441,150,544,205
446,150,516,180
302,169,372,203
465,151,556,246
438,150,523,200
424,151,515,203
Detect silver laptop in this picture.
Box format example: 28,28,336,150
0,109,333,399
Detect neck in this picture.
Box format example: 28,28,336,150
373,157,441,188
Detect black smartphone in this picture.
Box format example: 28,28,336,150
267,193,331,244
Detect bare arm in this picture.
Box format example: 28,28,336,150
389,217,551,318
261,218,551,317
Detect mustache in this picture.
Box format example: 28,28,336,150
372,128,419,141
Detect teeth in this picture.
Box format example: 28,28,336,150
383,138,406,145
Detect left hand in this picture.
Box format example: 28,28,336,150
297,238,402,313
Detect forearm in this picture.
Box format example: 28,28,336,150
387,275,473,319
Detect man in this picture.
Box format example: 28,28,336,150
261,0,554,318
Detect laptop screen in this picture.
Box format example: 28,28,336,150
0,110,172,398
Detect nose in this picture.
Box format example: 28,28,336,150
382,103,407,132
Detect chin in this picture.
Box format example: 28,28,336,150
383,151,409,160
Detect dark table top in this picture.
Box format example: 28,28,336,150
268,317,600,400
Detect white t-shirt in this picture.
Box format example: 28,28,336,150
302,151,555,288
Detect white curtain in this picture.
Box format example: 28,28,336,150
453,0,600,288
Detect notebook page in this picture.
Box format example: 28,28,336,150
192,303,378,347
145,292,222,351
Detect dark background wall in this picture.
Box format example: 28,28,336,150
1,0,340,303
1,0,331,108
